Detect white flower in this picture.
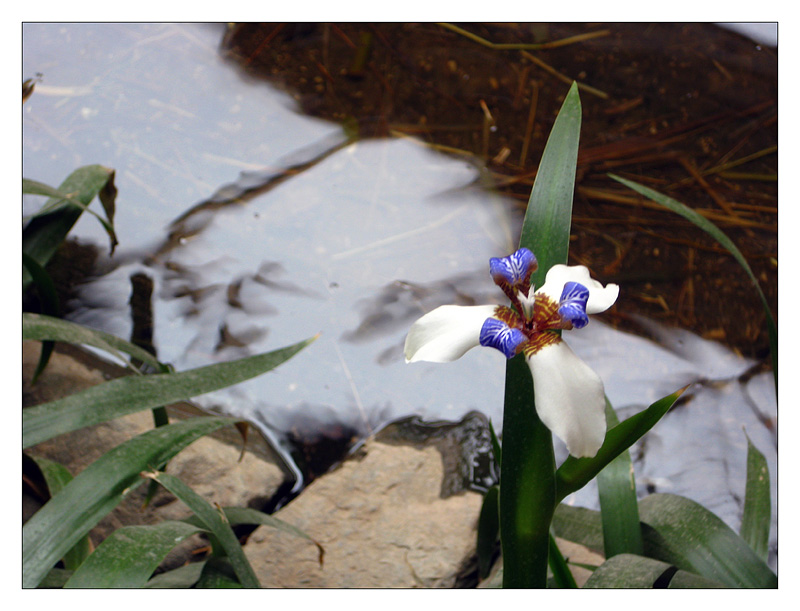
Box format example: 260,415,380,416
404,248,619,458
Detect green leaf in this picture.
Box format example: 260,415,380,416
500,82,582,589
556,386,687,501
22,256,60,382
596,398,643,557
667,570,726,589
488,418,501,467
22,416,236,588
639,493,777,588
145,472,260,588
183,506,324,566
23,335,317,448
23,165,118,291
23,312,165,373
500,354,555,588
583,553,672,588
609,174,777,388
520,81,582,288
582,553,724,588
195,557,243,588
548,532,577,588
144,561,206,588
63,521,204,588
551,503,604,554
37,568,73,588
27,455,91,571
740,433,771,561
476,486,500,579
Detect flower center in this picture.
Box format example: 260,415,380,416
478,249,592,359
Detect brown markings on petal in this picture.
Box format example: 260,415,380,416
522,330,562,357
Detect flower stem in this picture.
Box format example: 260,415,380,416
500,353,556,588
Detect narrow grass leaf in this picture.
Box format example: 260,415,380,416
548,533,578,588
23,312,164,372
583,553,673,588
500,82,581,589
182,506,325,566
519,81,582,285
609,174,776,387
63,521,204,588
556,386,687,501
739,433,772,561
144,561,206,588
195,557,243,588
28,455,92,571
147,471,260,588
639,493,777,588
476,486,500,579
23,335,317,448
596,398,643,557
22,416,236,588
22,256,60,381
23,165,117,290
551,503,604,554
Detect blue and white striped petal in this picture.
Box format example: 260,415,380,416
558,281,590,329
479,317,526,358
537,264,619,315
489,247,537,288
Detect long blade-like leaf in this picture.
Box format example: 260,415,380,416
740,434,772,562
609,174,776,387
556,386,688,501
63,521,204,588
144,561,206,588
476,485,500,579
500,81,582,589
596,398,643,557
23,335,317,448
520,81,582,286
583,553,672,588
23,165,117,290
22,416,236,588
183,506,324,566
27,455,92,571
21,257,60,381
146,472,260,588
548,532,578,588
23,312,165,372
639,493,777,588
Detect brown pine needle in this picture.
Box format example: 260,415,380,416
437,22,609,51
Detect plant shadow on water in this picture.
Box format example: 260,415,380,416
22,23,776,568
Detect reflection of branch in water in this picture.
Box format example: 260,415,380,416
148,133,354,262
341,272,500,353
332,340,372,436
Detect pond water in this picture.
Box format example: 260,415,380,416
23,23,776,568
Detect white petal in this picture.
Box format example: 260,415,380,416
404,304,499,363
537,264,619,314
526,340,607,457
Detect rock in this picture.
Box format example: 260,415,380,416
22,341,289,546
246,435,485,587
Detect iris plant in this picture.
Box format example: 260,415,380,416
404,248,619,458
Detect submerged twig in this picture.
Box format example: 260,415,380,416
520,50,608,99
519,80,539,166
437,22,609,51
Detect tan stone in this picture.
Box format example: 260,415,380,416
247,440,483,587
